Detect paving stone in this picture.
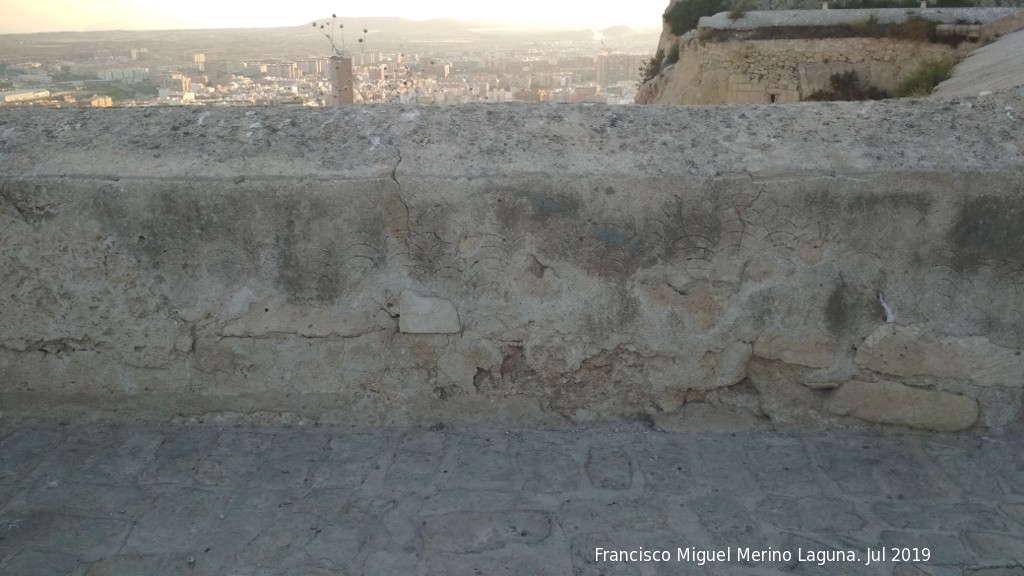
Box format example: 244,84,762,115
300,510,389,571
873,502,1007,531
744,435,823,497
513,433,585,494
251,446,322,488
965,568,1024,576
420,489,521,515
421,549,562,576
871,440,953,501
363,550,418,576
878,531,972,566
78,429,163,483
195,507,323,571
121,487,231,555
783,533,877,575
963,531,1024,564
383,429,447,493
0,547,83,576
922,438,1006,499
690,495,764,543
445,435,515,490
194,455,259,487
0,427,65,479
558,497,669,536
0,419,1022,575
568,532,649,576
812,438,887,496
758,494,866,532
83,554,167,576
689,435,761,496
977,438,1024,496
421,510,552,553
0,512,132,563
633,433,699,493
25,479,148,518
310,433,392,489
585,444,632,489
892,564,932,576
138,427,219,485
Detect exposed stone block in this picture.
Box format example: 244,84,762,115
828,379,978,431
223,299,380,338
856,324,1024,388
398,291,461,334
754,330,838,368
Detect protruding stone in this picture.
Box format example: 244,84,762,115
828,379,978,432
398,291,461,334
754,330,838,368
223,299,379,338
856,324,1024,388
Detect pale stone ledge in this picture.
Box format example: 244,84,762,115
856,324,1024,388
398,291,461,334
754,330,838,368
828,379,978,432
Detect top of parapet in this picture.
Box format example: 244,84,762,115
1,89,1022,182
699,7,1017,30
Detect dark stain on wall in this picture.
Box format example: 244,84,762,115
825,279,851,335
950,196,1024,268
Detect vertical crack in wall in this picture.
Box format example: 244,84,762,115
389,137,403,196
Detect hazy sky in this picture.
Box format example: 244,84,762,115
2,0,669,33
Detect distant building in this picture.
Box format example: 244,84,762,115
2,89,50,103
98,67,150,84
266,63,300,79
328,55,354,105
596,54,643,87
297,60,324,75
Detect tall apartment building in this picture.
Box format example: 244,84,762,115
596,54,643,87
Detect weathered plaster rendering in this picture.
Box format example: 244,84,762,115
1,95,1022,431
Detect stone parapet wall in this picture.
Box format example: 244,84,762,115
1,98,1023,432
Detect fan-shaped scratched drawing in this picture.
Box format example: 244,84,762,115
461,232,525,295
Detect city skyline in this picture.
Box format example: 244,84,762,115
2,0,668,34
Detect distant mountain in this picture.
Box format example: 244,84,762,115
0,17,661,61
599,25,638,38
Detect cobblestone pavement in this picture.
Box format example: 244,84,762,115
1,416,1023,576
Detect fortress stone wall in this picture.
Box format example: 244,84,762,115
641,35,964,104
1,96,1023,432
637,8,1017,105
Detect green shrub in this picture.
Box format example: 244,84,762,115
663,0,728,36
895,60,954,96
638,48,665,86
805,70,890,100
888,16,937,42
846,14,882,36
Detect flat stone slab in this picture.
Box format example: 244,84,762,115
828,379,979,431
1,416,1022,575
